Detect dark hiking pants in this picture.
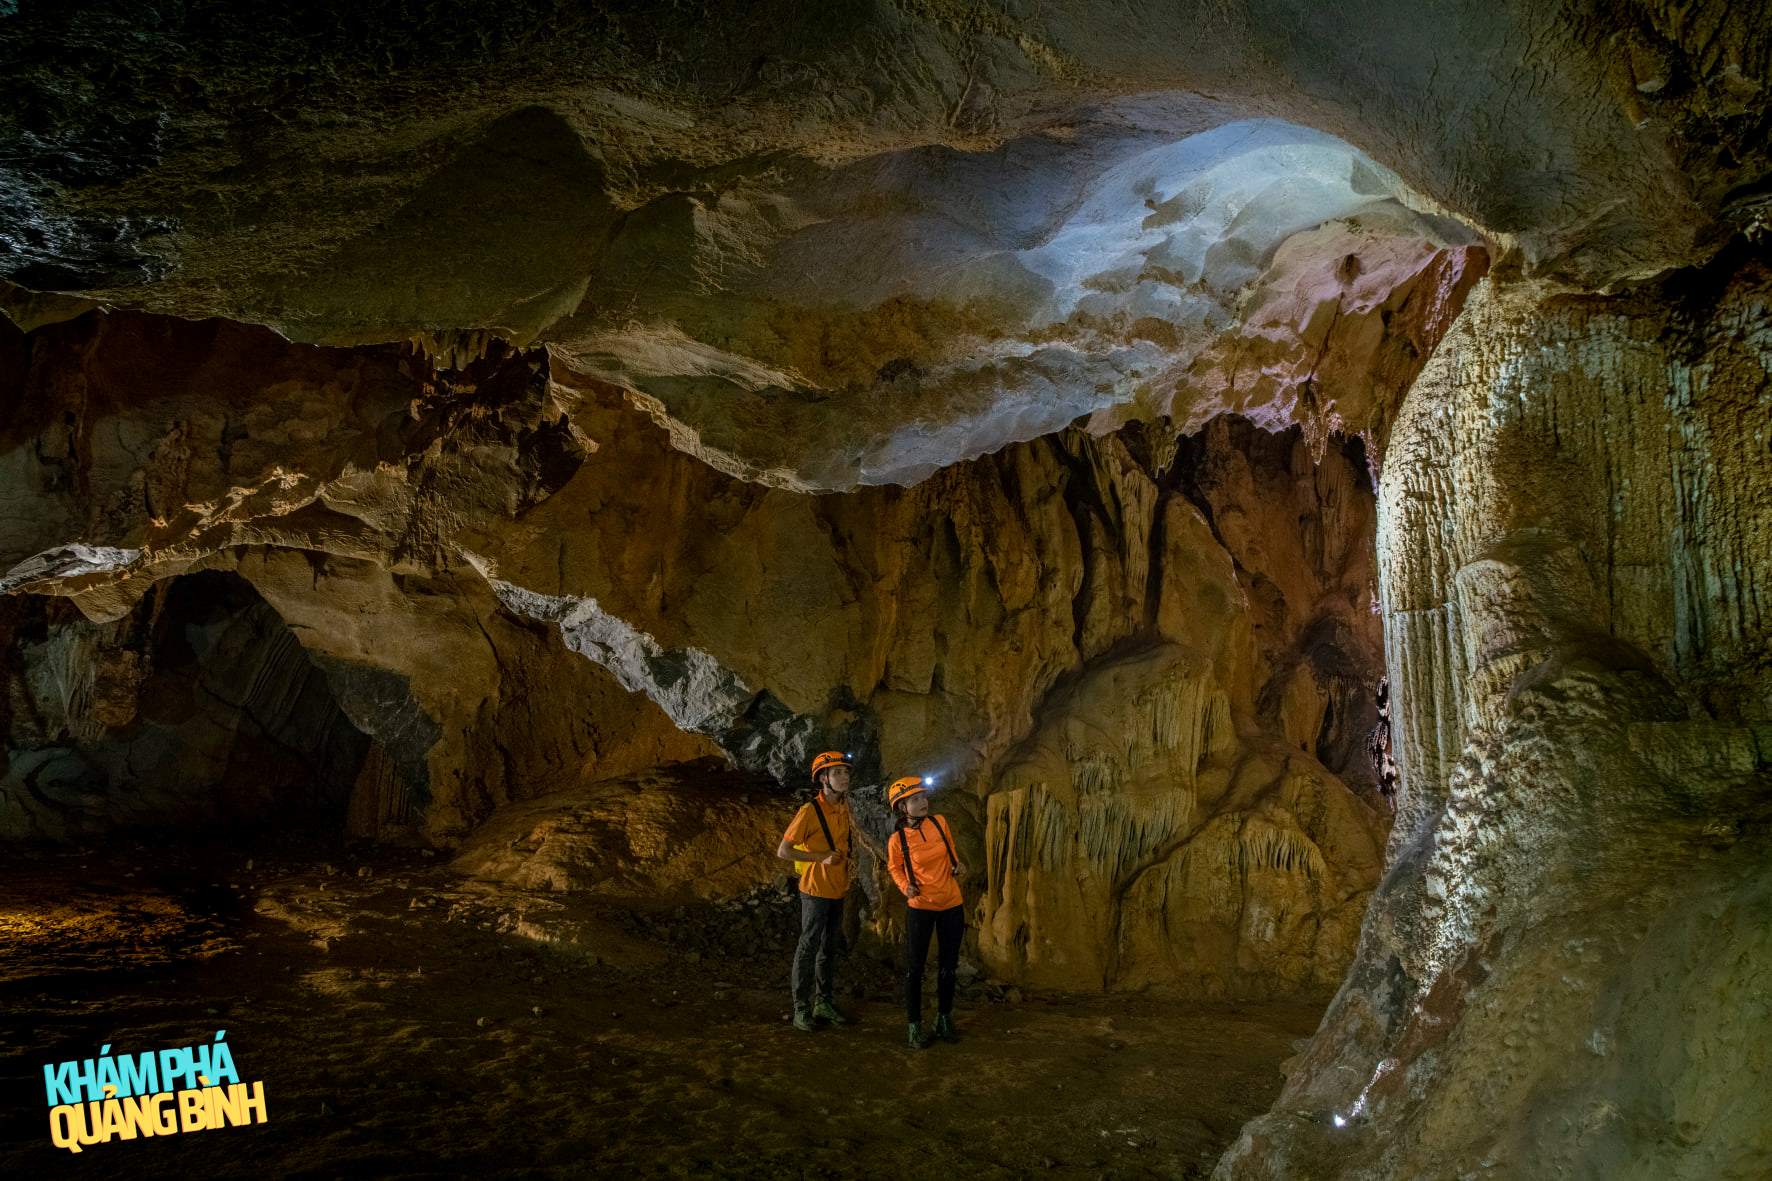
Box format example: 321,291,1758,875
905,903,964,1023
792,893,844,1010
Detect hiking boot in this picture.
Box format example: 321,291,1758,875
812,998,850,1026
792,1006,817,1032
907,1022,930,1050
933,1013,959,1043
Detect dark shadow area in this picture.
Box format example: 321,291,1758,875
0,839,1323,1178
0,570,370,843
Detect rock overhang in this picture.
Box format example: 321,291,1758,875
4,0,1763,491
548,108,1477,489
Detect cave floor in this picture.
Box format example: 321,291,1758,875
0,841,1322,1179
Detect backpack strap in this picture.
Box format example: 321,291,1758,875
931,815,959,875
898,817,958,895
811,796,850,856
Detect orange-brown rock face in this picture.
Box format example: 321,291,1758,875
0,298,1396,997
451,763,787,902
0,314,722,841
979,418,1391,997
4,5,1769,1176
983,645,1384,997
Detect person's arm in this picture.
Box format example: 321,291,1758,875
777,808,840,866
887,830,918,899
776,838,839,865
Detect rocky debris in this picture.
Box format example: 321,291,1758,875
610,881,803,964
450,766,788,900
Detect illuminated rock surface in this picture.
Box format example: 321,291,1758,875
0,306,1399,999
1218,262,1772,1179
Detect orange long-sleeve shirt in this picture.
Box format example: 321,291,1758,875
783,796,852,900
887,815,963,911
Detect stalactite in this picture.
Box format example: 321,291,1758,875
1077,791,1193,883
46,628,102,742
1064,746,1122,796
986,782,1073,878
405,328,508,372
1128,668,1232,780
1227,816,1327,882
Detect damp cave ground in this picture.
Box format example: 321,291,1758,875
0,837,1325,1179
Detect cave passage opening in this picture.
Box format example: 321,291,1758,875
0,569,379,845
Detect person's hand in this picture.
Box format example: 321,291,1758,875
907,883,921,898
953,862,968,881
820,850,843,866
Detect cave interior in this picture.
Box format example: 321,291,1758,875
1,2,1770,1177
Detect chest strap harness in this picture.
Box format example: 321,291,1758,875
897,815,957,891
812,796,852,858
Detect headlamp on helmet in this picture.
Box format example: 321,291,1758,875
886,776,928,810
809,750,852,782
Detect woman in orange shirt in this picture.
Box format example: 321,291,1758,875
885,775,967,1050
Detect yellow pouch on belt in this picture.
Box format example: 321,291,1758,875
792,841,812,878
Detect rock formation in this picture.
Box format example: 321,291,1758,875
0,290,1407,997
2,1,1770,1174
1217,256,1772,1180
0,570,367,838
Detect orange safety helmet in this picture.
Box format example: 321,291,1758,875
886,776,927,811
809,750,852,782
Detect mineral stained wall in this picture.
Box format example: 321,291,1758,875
1217,262,1772,1178
3,0,1770,1173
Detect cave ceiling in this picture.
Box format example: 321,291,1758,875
3,0,1767,488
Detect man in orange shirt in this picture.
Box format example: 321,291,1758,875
776,751,856,1032
885,775,967,1050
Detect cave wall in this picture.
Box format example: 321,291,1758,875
1218,260,1772,1177
0,311,727,841
10,0,1741,489
0,5,1768,1170
977,419,1392,997
0,298,1406,996
0,570,368,838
